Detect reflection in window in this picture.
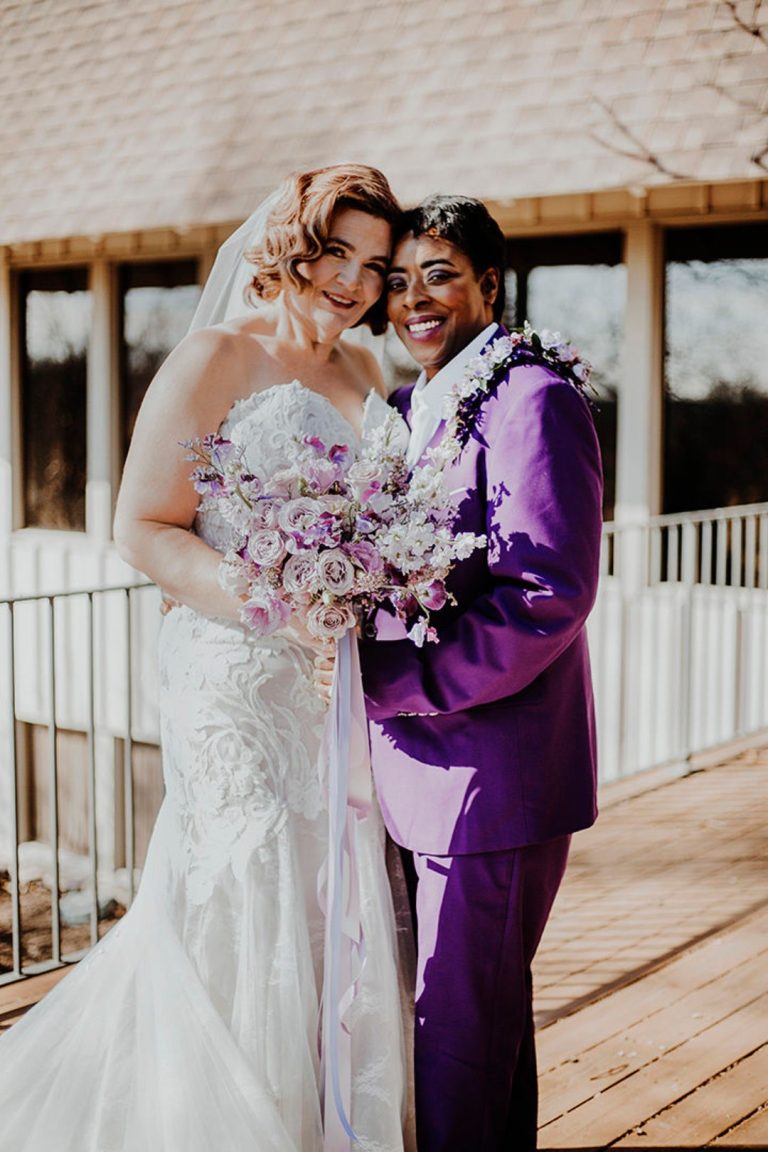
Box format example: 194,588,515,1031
664,225,768,514
119,261,200,460
20,269,91,530
507,234,624,520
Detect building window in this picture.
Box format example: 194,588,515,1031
19,268,91,530
118,260,201,461
664,224,768,514
506,233,624,520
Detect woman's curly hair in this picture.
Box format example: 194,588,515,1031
244,164,401,335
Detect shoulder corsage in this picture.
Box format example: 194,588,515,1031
430,323,593,463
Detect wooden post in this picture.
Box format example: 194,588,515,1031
0,254,18,591
616,220,664,527
86,260,118,542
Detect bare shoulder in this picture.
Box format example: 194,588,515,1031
128,328,256,443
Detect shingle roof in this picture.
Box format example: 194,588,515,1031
1,0,767,244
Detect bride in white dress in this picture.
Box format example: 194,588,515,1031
0,165,411,1152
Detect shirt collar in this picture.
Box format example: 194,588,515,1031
411,322,499,416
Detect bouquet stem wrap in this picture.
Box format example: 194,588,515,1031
319,629,372,1149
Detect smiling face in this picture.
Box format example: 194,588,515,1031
386,232,499,379
293,207,391,340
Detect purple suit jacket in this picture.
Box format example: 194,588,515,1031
360,326,604,856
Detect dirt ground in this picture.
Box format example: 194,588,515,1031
0,872,124,971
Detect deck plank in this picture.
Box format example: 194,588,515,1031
712,1103,768,1144
539,993,768,1146
610,1046,768,1147
539,920,768,1126
538,904,768,1071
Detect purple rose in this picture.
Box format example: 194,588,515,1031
305,458,339,494
278,497,322,542
328,443,350,465
278,498,343,549
345,540,384,574
420,580,448,611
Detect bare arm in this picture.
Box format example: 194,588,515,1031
113,329,248,621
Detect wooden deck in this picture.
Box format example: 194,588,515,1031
2,743,767,1147
535,743,768,1149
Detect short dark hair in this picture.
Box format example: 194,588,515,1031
394,195,506,322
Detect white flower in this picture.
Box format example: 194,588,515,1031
467,354,495,382
457,376,479,400
408,620,427,647
218,554,250,598
453,532,486,559
572,361,590,381
489,336,514,365
539,329,562,350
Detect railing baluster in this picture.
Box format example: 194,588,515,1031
745,516,756,591
650,526,662,585
731,516,743,589
124,588,135,907
86,593,99,947
715,515,728,586
701,520,713,587
758,513,768,591
667,524,679,583
5,602,22,977
46,596,61,966
682,521,697,585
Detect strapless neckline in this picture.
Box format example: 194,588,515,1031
224,378,374,441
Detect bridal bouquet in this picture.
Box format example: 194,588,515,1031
184,409,484,646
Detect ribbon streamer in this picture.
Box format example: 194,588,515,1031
319,629,373,1150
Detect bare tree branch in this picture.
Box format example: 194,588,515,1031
713,2,768,171
709,80,767,112
722,0,768,45
590,95,690,180
751,140,768,169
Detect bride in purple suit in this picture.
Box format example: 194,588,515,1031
362,195,603,1152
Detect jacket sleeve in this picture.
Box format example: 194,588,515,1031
361,369,603,719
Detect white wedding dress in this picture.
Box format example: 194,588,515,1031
0,381,409,1152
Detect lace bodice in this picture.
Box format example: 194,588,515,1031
158,379,395,903
194,379,390,553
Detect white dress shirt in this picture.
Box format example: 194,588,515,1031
405,323,498,466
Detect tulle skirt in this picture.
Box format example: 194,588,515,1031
0,608,409,1152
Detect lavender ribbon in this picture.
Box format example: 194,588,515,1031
319,629,373,1150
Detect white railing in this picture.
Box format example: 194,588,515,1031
1,503,768,985
0,581,160,986
591,502,768,782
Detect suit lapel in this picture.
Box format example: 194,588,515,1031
411,323,508,466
